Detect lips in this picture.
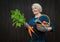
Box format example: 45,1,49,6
33,10,37,12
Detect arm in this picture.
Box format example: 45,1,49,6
36,23,52,32
36,15,54,32
24,22,34,37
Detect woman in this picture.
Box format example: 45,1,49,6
25,3,54,42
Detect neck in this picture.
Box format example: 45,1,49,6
35,13,41,18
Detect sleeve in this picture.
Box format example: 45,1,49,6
24,18,33,30
24,18,33,28
28,17,35,27
28,18,33,27
39,16,49,22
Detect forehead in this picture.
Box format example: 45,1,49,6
32,5,38,9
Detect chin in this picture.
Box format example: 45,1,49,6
33,12,38,15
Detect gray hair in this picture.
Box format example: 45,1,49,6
32,3,42,12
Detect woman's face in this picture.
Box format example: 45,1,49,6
32,6,40,15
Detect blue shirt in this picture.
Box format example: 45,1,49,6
28,15,54,42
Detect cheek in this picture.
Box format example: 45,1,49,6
32,9,37,12
32,9,39,14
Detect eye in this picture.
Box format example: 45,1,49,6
34,7,37,9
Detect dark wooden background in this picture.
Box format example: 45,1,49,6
0,0,60,42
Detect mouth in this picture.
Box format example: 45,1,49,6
33,10,37,12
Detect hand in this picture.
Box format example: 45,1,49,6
27,26,34,37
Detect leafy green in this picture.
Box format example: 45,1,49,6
10,9,26,27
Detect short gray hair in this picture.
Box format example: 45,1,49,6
32,3,42,12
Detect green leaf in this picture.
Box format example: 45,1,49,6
11,9,26,27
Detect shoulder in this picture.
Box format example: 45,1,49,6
29,16,35,20
39,14,49,19
41,14,49,18
28,16,34,23
40,14,50,20
39,14,50,23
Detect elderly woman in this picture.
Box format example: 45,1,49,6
25,3,54,42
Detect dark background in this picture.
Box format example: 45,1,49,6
0,0,60,42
